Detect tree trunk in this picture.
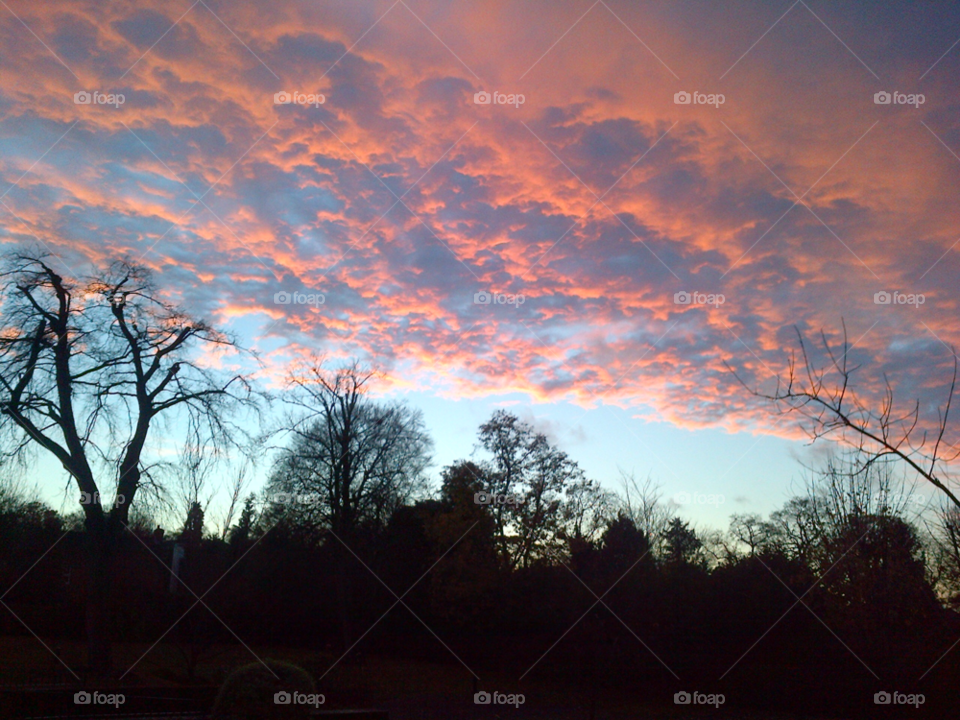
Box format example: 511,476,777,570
84,518,116,677
334,541,354,653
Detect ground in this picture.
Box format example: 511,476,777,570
0,637,845,719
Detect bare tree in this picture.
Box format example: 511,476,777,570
0,253,258,672
616,470,675,556
800,452,922,529
214,463,253,541
701,526,739,567
728,321,960,512
269,360,433,534
765,497,818,561
172,416,216,530
0,468,36,514
760,452,924,575
560,477,615,544
266,359,433,647
728,513,775,558
926,503,960,606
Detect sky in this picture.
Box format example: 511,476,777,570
1,0,959,528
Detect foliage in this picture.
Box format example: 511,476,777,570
476,410,587,568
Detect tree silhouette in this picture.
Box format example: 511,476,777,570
662,517,703,567
0,253,257,672
477,410,585,568
179,501,205,546
729,322,960,511
228,494,260,554
425,461,499,625
266,360,433,648
600,514,651,574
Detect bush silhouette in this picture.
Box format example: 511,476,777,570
211,660,316,719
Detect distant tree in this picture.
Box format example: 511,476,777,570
662,518,703,567
616,470,675,556
439,461,488,508
927,504,960,606
179,501,205,545
433,461,497,552
766,496,820,562
0,477,61,542
0,253,257,671
428,463,499,610
228,494,260,550
215,465,254,541
816,513,942,667
769,453,923,569
701,527,739,567
804,453,920,530
266,360,432,647
476,410,585,568
820,514,930,602
729,513,775,557
0,473,33,514
561,477,616,544
268,361,432,536
600,514,651,575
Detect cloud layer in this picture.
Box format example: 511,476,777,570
2,0,959,442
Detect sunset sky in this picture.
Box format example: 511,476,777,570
2,0,959,526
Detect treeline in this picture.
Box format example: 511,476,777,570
3,366,960,716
